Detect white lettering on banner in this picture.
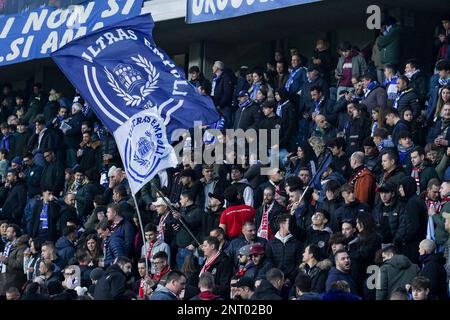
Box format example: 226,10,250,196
192,0,204,16
247,0,256,5
47,9,70,29
205,0,217,14
22,9,48,34
173,80,188,96
231,0,243,8
122,0,137,15
0,17,16,39
92,22,104,31
66,3,95,29
81,29,138,63
22,35,34,58
217,0,228,10
41,31,59,54
6,38,24,61
102,0,120,18
60,27,87,47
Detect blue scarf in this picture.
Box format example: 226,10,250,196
0,239,16,272
285,67,303,91
393,88,413,109
276,100,289,117
364,81,378,98
438,77,450,87
249,82,262,100
40,202,49,230
239,99,253,109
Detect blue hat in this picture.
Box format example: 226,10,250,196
11,156,22,165
237,90,249,98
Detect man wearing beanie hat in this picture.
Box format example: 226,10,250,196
373,182,405,246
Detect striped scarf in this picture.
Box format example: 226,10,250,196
411,166,422,195
0,239,16,273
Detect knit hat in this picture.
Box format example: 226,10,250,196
239,244,252,256
90,268,104,281
11,156,23,165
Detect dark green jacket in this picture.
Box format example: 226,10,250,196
376,254,419,300
377,25,401,65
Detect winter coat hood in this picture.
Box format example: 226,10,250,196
399,176,417,199
387,254,414,270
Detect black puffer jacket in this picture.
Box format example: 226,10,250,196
397,176,427,264
395,88,422,119
93,264,130,300
419,253,448,300
0,180,27,224
372,197,405,245
266,233,303,282
250,279,282,300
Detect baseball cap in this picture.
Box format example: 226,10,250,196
249,243,265,256
239,244,252,256
237,90,249,98
236,277,255,290
208,192,224,204
152,197,171,207
378,182,396,193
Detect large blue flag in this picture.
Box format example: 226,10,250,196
51,13,220,195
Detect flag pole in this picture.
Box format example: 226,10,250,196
150,182,202,247
296,149,332,210
131,194,149,275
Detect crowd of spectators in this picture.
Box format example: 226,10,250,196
0,16,449,301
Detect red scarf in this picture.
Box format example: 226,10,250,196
146,241,155,261
138,278,145,298
157,213,169,241
411,167,422,194
200,251,221,276
151,265,171,283
258,202,274,240
425,196,441,213
197,291,220,300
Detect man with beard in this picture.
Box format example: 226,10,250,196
410,146,438,194
255,187,285,241
0,169,27,225
375,149,406,205
94,256,134,300
254,167,286,208
325,249,358,294
201,193,224,240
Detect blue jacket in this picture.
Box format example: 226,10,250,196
325,267,358,294
150,286,178,300
104,233,126,267
112,218,135,257
55,236,76,266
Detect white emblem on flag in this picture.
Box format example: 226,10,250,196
105,54,160,107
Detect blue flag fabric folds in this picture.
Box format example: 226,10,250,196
51,14,220,194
